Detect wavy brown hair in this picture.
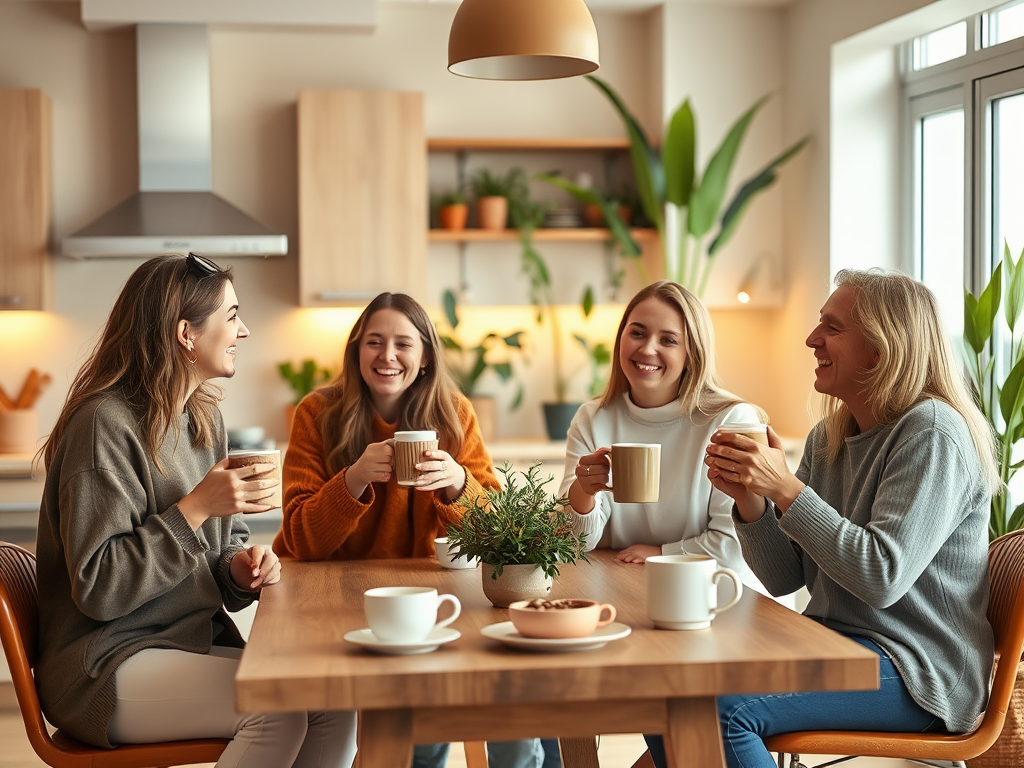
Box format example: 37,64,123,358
600,280,759,421
817,269,999,491
321,293,463,474
42,255,233,471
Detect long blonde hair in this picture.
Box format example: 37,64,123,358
43,255,231,471
819,269,999,491
321,293,464,474
601,280,758,420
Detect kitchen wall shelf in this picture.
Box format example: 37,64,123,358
428,228,657,243
428,138,631,151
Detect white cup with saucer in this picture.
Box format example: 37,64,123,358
434,536,478,570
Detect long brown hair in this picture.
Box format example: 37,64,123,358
43,255,233,471
818,269,999,491
321,293,463,474
600,280,756,420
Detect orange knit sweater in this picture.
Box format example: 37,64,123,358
273,389,498,560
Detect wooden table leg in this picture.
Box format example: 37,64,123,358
663,697,726,768
559,737,600,768
359,709,413,768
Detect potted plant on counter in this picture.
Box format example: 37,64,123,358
446,463,588,608
277,359,332,438
438,288,526,442
470,167,528,231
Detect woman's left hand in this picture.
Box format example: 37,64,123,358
414,449,467,500
705,426,804,513
614,544,661,564
230,545,281,591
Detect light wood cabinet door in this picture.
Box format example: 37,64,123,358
0,89,52,312
298,89,426,307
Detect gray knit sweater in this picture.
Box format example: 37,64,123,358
735,399,993,733
35,393,255,748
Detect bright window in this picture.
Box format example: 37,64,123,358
983,0,1024,48
912,21,968,70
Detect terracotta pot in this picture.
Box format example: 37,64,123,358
477,196,508,230
481,563,553,608
439,203,468,231
0,409,38,454
469,395,497,443
584,203,631,228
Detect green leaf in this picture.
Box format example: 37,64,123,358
688,94,771,239
964,288,984,355
708,137,808,255
510,384,524,411
1006,241,1024,333
586,75,664,232
442,288,459,329
978,261,1003,341
582,285,594,317
536,173,640,258
503,331,524,348
492,362,513,382
1008,500,1024,534
664,99,695,207
440,335,461,352
998,354,1024,428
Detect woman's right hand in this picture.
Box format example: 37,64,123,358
568,447,611,514
345,440,394,499
178,458,279,529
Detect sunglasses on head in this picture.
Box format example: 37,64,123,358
185,252,221,278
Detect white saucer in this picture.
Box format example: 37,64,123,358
480,621,631,652
344,626,461,655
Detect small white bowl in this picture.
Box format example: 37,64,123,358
434,537,478,570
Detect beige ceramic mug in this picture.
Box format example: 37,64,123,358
387,430,439,486
607,443,661,503
645,554,743,630
227,449,282,510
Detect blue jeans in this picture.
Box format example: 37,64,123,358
412,738,555,768
643,635,943,768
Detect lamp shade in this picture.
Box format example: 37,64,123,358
448,0,600,81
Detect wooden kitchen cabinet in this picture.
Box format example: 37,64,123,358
297,89,426,307
0,89,52,312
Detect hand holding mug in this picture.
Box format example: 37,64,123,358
705,425,804,516
346,440,395,498
178,457,278,529
574,447,611,496
413,448,466,499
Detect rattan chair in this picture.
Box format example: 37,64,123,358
765,528,1024,768
0,541,229,767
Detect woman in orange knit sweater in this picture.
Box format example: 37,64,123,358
274,292,497,561
273,293,551,768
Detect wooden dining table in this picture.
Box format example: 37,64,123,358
235,550,878,768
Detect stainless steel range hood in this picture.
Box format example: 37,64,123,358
63,24,288,258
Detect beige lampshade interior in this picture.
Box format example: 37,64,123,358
448,0,600,81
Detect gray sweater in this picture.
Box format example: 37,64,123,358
736,399,993,733
35,393,254,748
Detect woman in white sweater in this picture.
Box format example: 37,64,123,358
558,280,763,579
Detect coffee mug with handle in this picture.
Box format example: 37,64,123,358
645,554,743,630
385,430,439,486
364,586,461,643
607,443,661,503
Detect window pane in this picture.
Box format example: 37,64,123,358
913,21,968,70
920,109,966,336
994,91,1024,267
983,0,1024,48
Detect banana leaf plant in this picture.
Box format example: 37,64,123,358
586,75,808,296
963,240,1024,539
439,288,525,410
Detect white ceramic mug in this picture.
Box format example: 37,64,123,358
363,586,461,642
645,554,743,630
434,537,478,570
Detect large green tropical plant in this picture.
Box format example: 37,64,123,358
963,239,1024,539
585,75,808,296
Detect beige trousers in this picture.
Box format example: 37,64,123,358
108,646,358,768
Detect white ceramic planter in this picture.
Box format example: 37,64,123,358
481,563,553,608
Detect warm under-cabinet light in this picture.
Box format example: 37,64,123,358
448,0,600,81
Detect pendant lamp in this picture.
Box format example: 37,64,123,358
448,0,600,81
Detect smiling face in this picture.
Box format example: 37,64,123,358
190,282,248,381
358,308,427,420
806,284,879,415
618,297,688,408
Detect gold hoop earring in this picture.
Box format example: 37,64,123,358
187,341,197,365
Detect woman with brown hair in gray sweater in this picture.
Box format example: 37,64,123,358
35,253,357,767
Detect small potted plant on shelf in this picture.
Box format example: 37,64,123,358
446,463,589,608
435,188,469,231
277,359,332,437
438,288,526,443
469,167,529,231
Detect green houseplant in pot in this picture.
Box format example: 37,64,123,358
438,288,526,443
277,359,332,437
470,167,528,231
435,188,468,231
446,463,589,607
962,238,1024,766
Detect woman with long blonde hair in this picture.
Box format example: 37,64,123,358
682,269,997,768
558,280,765,573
